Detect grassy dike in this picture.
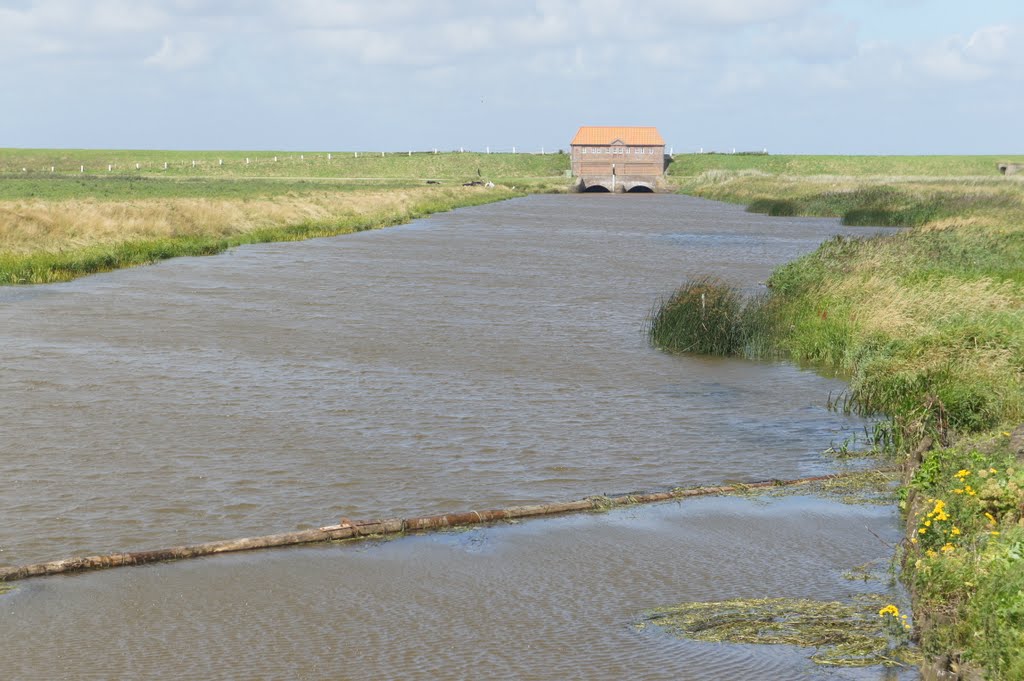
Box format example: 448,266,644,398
0,149,571,284
658,156,1024,679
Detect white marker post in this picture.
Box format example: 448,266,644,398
81,165,85,173
512,146,516,154
219,159,223,166
108,165,112,172
136,163,140,170
328,153,332,161
164,162,168,170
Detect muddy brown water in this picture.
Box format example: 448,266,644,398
0,194,910,679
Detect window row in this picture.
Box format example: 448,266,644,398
578,147,659,155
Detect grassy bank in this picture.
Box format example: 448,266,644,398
655,157,1024,678
0,148,571,284
0,183,526,284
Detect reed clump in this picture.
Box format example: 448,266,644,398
648,277,778,357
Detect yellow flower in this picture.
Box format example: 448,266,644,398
910,537,918,543
990,467,998,474
878,605,900,618
954,469,971,480
985,512,997,525
924,520,932,527
951,526,961,536
965,485,976,496
919,527,927,534
926,549,938,557
941,543,955,553
904,624,912,630
1003,432,1012,437
954,488,964,495
990,531,1001,536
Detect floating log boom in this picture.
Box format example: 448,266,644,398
0,471,884,583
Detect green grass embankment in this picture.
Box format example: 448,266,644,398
0,183,527,284
0,148,570,184
0,149,569,284
656,156,1024,679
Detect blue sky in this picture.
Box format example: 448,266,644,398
1,0,1021,153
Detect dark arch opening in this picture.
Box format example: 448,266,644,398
583,184,611,193
626,185,654,193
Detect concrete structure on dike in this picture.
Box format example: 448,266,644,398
570,126,667,192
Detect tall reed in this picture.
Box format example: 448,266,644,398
649,277,778,358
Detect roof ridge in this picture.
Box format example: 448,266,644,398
571,126,665,146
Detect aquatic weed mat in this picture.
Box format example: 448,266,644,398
721,469,900,506
638,597,919,668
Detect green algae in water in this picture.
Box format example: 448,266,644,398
725,469,901,506
641,597,919,668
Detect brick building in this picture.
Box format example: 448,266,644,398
570,126,666,192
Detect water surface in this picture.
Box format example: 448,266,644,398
0,194,905,679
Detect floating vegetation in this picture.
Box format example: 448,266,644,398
722,469,900,506
640,597,919,668
842,560,889,583
817,469,900,505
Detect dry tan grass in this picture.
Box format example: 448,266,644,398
830,273,1022,336
0,186,474,254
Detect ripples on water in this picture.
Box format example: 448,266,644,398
0,194,907,679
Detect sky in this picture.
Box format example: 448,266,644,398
1,0,1021,154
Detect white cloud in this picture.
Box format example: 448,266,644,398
666,0,823,26
915,24,1023,81
88,1,169,32
965,24,1020,64
144,34,209,70
756,13,859,63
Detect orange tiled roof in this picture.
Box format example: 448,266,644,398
571,126,664,146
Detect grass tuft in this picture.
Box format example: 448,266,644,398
648,278,779,358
